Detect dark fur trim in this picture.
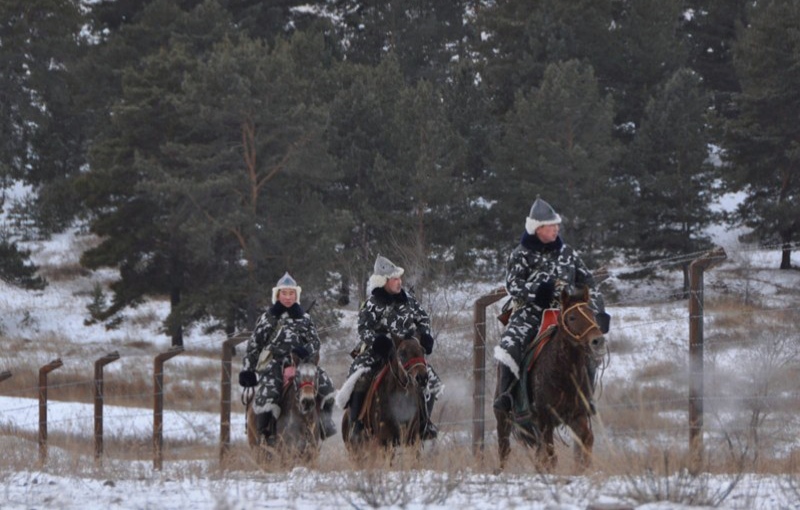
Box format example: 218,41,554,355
287,303,305,319
372,287,408,305
269,302,287,316
521,231,563,252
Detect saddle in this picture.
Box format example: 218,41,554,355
511,309,560,426
357,364,390,428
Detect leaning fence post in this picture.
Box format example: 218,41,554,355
220,332,250,464
39,358,64,466
688,246,727,474
473,287,507,458
153,346,184,470
94,351,120,462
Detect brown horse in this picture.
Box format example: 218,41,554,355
494,286,606,471
245,355,322,465
342,335,428,458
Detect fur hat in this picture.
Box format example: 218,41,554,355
367,255,404,293
271,272,302,303
525,197,562,235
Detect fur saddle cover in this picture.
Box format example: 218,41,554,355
511,309,560,428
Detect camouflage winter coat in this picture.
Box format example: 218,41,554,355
356,287,432,351
242,303,320,373
506,233,604,315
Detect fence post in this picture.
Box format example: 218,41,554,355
153,346,184,470
220,332,250,464
473,287,507,457
94,351,121,463
688,246,726,474
38,358,64,466
0,370,11,383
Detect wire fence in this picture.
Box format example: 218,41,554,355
1,243,798,467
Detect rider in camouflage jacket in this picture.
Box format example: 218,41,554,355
336,255,443,440
494,198,609,414
239,273,337,439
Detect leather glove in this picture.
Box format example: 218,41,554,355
372,334,394,359
420,333,434,355
291,345,311,361
239,370,258,388
533,280,555,309
596,312,610,334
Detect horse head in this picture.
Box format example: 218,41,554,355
393,334,428,388
558,286,605,354
289,354,318,415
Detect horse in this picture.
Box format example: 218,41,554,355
341,335,429,459
244,353,322,465
494,286,606,471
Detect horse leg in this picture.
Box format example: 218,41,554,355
571,415,594,469
537,426,557,472
495,409,512,471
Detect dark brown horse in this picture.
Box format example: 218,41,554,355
495,287,606,471
245,355,322,465
342,335,428,458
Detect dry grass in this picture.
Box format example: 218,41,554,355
2,260,800,510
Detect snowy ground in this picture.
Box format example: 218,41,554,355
2,198,800,508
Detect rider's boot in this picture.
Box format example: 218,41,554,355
348,389,367,437
256,411,276,446
493,364,516,413
421,395,438,440
320,398,337,439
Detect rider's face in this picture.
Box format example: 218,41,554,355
384,277,403,295
278,288,297,308
535,224,560,244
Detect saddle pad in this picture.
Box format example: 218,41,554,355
538,308,560,338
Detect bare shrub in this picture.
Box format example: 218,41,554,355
335,464,464,508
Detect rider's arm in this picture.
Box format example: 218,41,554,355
301,316,322,359
505,247,553,305
357,298,382,349
242,312,275,371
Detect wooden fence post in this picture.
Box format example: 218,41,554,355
38,358,64,466
473,287,507,457
94,351,120,462
220,332,250,464
688,247,726,474
153,346,184,470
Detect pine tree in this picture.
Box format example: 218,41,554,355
624,68,717,291
491,59,618,258
77,1,236,344
724,0,800,269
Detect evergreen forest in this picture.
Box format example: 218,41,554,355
2,0,799,344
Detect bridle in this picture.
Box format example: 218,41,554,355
559,302,602,342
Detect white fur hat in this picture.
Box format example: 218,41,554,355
525,197,562,235
271,272,302,303
367,255,404,293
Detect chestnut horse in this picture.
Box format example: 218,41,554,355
245,355,322,465
342,335,428,458
494,287,606,470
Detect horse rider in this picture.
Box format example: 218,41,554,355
494,197,610,414
239,272,337,441
337,255,443,440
